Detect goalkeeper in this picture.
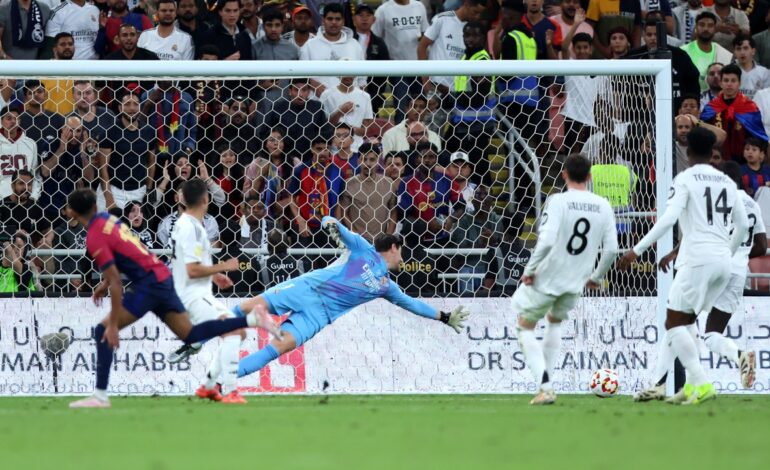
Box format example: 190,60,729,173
229,217,470,379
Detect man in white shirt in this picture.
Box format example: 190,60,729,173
513,154,617,405
549,0,593,59
418,0,485,93
619,126,750,405
137,0,194,60
282,5,315,49
45,0,100,59
673,0,702,44
382,97,442,154
732,34,770,99
321,75,374,152
0,105,41,200
704,0,750,51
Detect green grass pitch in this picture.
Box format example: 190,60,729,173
1,395,767,469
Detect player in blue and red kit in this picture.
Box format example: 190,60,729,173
230,216,471,381
66,189,275,408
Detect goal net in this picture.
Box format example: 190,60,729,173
0,60,677,395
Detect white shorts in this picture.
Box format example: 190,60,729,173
186,295,234,325
510,284,579,322
711,272,746,314
668,263,730,314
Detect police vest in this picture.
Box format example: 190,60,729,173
591,163,637,233
452,49,497,123
497,30,539,107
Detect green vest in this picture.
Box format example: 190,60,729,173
591,164,637,209
507,30,537,61
0,266,36,293
454,49,493,92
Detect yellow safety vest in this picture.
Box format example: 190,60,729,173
453,49,497,123
498,30,538,106
454,49,493,91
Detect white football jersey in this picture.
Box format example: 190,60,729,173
0,131,41,200
731,189,766,273
635,164,749,268
372,0,428,60
171,213,213,305
525,189,617,296
320,86,374,152
137,27,194,61
423,11,465,88
45,1,100,60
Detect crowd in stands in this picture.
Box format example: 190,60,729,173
2,0,770,296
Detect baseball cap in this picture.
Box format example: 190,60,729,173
450,151,471,165
292,4,311,16
355,3,374,14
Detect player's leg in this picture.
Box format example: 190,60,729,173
541,294,577,383
511,285,554,405
69,307,139,408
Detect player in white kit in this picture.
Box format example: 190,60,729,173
635,160,766,401
170,179,281,404
513,154,618,405
619,127,750,405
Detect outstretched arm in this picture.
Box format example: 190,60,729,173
321,216,370,252
384,281,469,333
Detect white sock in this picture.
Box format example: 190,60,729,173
669,326,708,386
517,327,550,390
204,345,222,390
93,388,109,402
218,335,241,395
542,322,561,381
652,330,673,385
703,332,740,364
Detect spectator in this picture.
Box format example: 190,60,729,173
419,0,486,94
446,21,494,168
0,79,13,109
398,141,459,246
384,152,406,181
258,228,305,288
201,0,253,60
19,80,65,160
675,114,693,172
702,63,769,163
640,0,675,34
608,26,631,58
157,191,220,247
704,0,750,51
753,10,770,68
141,81,196,155
736,0,770,35
0,0,51,60
681,12,733,91
53,209,89,291
382,97,443,155
586,0,642,58
446,151,476,214
0,231,37,293
97,91,156,210
44,0,100,59
550,0,593,59
372,0,427,113
282,5,315,49
137,0,194,60
559,33,598,156
300,3,365,97
95,0,153,56
678,93,701,116
104,23,160,60
0,105,41,200
71,80,115,143
0,169,50,243
338,142,396,242
733,34,770,99
330,123,358,179
352,3,389,113
122,200,154,247
320,74,374,153
239,0,263,43
252,7,299,60
243,127,295,208
176,0,210,53
261,78,330,157
701,62,724,108
590,134,637,216
216,95,259,165
523,0,562,60
240,195,274,250
286,137,342,245
42,32,74,116
151,153,193,221
673,0,703,45
208,145,244,220
740,136,770,196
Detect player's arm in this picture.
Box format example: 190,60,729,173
729,193,750,256
522,199,560,283
659,241,681,273
384,280,469,334
749,209,767,258
321,216,369,251
588,210,619,285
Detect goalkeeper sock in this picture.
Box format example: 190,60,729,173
653,330,673,386
542,321,561,381
703,332,740,364
232,304,245,318
184,317,249,345
219,335,241,395
517,327,550,391
238,344,280,378
669,326,708,386
93,323,113,392
204,341,222,390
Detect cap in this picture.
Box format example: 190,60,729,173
355,3,374,14
450,151,471,165
292,4,311,17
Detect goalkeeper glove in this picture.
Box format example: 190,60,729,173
321,216,345,250
440,306,470,334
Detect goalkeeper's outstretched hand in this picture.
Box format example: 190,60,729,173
321,216,345,250
441,306,470,334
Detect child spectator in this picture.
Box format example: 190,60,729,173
122,200,154,248
740,136,770,196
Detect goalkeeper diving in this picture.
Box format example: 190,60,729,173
185,216,469,388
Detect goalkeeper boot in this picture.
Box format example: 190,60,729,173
633,383,665,402
682,383,717,406
69,395,111,409
529,388,556,406
221,391,248,404
168,342,203,364
196,384,223,402
739,351,756,389
665,384,692,405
